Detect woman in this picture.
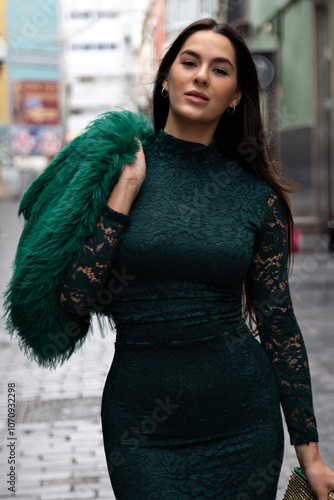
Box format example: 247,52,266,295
59,19,334,499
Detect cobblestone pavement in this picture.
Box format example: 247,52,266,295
0,200,333,500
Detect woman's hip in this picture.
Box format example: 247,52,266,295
101,329,282,445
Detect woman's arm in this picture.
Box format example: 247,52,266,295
59,139,146,316
59,203,131,315
107,137,146,212
247,190,318,445
246,189,334,498
295,442,334,499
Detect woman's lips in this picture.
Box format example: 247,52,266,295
184,94,209,104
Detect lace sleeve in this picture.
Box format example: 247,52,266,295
59,205,130,316
247,190,319,446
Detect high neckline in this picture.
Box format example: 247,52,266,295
151,128,218,162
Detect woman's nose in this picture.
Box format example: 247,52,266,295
193,67,209,85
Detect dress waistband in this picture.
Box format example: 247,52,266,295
114,317,251,348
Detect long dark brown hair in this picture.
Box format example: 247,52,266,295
152,18,298,333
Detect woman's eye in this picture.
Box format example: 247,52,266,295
181,61,196,67
214,68,228,76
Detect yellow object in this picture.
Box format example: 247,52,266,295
282,467,334,499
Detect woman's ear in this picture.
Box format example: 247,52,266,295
232,89,242,108
162,77,168,92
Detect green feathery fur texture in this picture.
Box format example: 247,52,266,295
3,110,156,369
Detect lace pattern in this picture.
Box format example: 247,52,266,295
247,191,318,445
59,205,130,316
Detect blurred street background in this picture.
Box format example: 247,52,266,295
1,0,334,499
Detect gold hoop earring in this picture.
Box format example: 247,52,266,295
161,87,169,98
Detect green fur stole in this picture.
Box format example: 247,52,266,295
3,110,155,369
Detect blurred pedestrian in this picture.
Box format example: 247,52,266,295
8,18,334,499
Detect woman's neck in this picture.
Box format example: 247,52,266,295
163,117,216,146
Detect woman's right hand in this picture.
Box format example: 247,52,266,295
106,139,146,215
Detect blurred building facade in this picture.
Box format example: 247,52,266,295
0,0,9,127
3,0,62,162
165,0,221,42
137,0,166,115
61,0,150,138
138,0,220,116
231,0,334,234
0,0,63,198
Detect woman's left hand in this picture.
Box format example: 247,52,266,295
295,442,334,499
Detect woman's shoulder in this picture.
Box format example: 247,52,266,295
214,152,277,198
216,155,283,216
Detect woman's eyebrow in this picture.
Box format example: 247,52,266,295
179,49,234,69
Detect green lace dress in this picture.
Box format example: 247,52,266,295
59,129,319,499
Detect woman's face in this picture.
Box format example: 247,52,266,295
163,30,242,131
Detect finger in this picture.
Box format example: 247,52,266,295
133,136,143,149
132,139,143,159
316,488,331,500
